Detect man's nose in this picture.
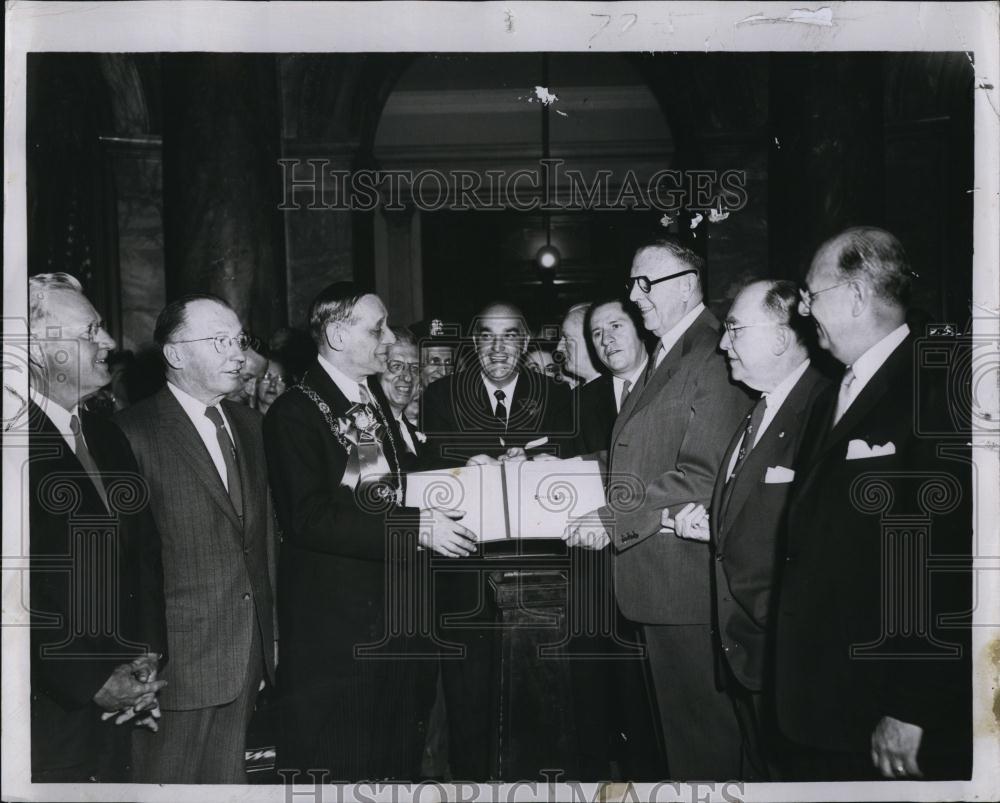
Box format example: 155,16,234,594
798,298,811,317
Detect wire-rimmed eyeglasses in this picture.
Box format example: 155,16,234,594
385,359,420,377
168,332,252,353
723,320,781,341
626,268,698,295
798,280,851,312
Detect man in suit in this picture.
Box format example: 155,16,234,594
264,283,474,779
377,326,425,466
775,227,972,780
573,298,649,456
555,303,601,387
419,301,573,779
671,280,830,779
567,238,753,779
116,294,276,783
26,273,167,782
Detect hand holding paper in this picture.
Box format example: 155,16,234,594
418,507,477,557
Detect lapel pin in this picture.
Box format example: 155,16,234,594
778,431,785,438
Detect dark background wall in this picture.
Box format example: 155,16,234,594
26,51,974,348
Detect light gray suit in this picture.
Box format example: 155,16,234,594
597,307,753,779
116,387,275,782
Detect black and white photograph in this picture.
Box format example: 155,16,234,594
3,2,998,802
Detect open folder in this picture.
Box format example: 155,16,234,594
404,459,606,541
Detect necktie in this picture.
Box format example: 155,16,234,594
618,379,632,412
729,396,767,481
494,389,508,426
833,366,856,425
68,415,109,510
647,344,664,380
204,406,243,520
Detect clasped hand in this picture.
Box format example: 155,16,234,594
661,502,711,542
93,653,166,732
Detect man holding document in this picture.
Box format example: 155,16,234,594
566,239,753,779
416,301,580,779
263,282,475,779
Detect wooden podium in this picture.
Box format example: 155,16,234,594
487,566,581,779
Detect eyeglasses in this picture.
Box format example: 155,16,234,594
77,319,109,343
169,332,251,353
385,360,420,376
261,372,288,386
723,320,781,340
798,280,852,312
626,268,698,294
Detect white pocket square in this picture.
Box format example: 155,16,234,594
764,466,795,484
846,439,896,460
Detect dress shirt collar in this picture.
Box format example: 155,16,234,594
29,388,78,440
481,372,519,409
847,323,910,396
317,353,367,404
612,357,648,400
761,358,811,411
167,381,231,429
658,302,706,361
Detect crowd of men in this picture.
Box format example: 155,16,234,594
25,226,971,784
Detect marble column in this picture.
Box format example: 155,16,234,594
162,54,286,336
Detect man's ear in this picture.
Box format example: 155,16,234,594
325,321,343,352
771,324,792,356
162,343,183,370
849,279,869,317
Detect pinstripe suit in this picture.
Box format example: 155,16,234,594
116,387,276,782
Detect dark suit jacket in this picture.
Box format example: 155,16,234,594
28,399,167,775
775,332,972,762
263,363,420,672
599,308,753,624
709,365,829,691
569,374,618,458
116,388,276,710
420,367,574,468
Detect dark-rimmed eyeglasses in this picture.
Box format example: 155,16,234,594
626,269,698,295
168,332,251,353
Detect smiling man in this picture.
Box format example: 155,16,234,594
774,228,972,781
116,294,276,783
567,238,753,780
27,273,167,782
418,300,573,779
377,326,423,462
264,282,474,779
556,303,601,386
670,280,829,779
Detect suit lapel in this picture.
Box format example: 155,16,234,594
507,369,543,431
28,400,108,512
719,370,822,533
156,389,243,532
711,418,747,543
814,335,912,463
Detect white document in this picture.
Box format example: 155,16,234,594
405,459,606,541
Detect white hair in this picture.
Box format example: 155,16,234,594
28,272,84,330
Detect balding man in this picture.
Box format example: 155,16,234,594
671,280,830,779
775,227,972,780
567,239,753,779
116,294,276,783
556,303,601,386
26,273,167,782
419,300,573,779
